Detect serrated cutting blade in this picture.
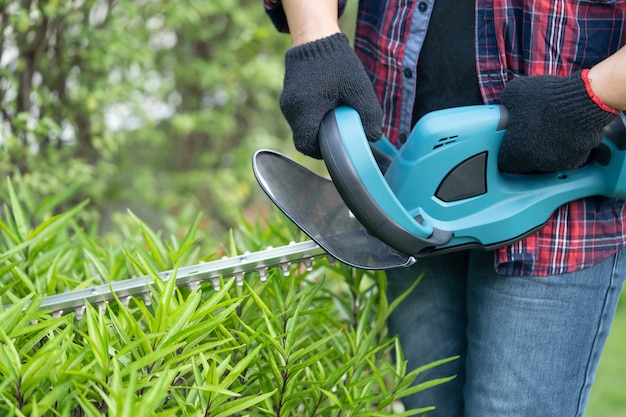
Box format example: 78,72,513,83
20,241,328,319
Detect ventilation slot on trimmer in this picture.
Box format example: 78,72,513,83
433,135,458,149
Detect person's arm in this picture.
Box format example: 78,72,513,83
588,45,626,111
268,0,383,159
282,0,341,46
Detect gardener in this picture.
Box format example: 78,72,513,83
263,1,626,415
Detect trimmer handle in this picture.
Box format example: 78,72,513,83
318,106,453,255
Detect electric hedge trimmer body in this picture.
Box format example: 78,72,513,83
254,105,626,269
31,105,626,316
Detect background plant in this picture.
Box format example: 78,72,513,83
0,0,294,237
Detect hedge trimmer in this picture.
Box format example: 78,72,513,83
34,105,626,318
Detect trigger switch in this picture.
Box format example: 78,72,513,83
593,143,611,166
435,152,488,202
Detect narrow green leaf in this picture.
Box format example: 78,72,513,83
211,390,276,417
397,375,457,398
20,328,72,398
0,216,21,246
171,212,202,262
242,281,274,318
285,281,323,353
83,248,111,284
319,388,343,409
128,211,167,270
28,200,88,242
0,329,21,382
81,303,109,371
140,366,179,410
387,273,423,320
13,315,69,354
6,178,29,241
220,344,267,389
0,296,35,335
153,266,181,337
121,363,136,417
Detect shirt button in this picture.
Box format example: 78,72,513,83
403,68,413,78
418,1,429,13
399,133,408,144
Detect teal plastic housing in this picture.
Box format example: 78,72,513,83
326,105,626,255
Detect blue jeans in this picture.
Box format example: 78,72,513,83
386,248,625,417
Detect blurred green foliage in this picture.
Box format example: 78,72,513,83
0,0,301,240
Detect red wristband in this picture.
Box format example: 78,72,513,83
581,69,619,115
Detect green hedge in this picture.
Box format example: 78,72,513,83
0,177,452,416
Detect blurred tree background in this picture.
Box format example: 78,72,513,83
0,0,322,242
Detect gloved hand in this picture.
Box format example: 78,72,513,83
498,69,619,172
280,33,383,159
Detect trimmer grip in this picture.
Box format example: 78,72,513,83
318,106,452,255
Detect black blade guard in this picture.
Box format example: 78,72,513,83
252,150,414,270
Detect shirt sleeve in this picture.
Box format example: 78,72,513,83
263,0,289,33
263,0,349,34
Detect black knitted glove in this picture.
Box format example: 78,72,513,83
498,70,619,172
280,33,383,159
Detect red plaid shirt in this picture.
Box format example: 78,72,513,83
264,0,626,276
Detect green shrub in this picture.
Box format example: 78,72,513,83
0,178,453,416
